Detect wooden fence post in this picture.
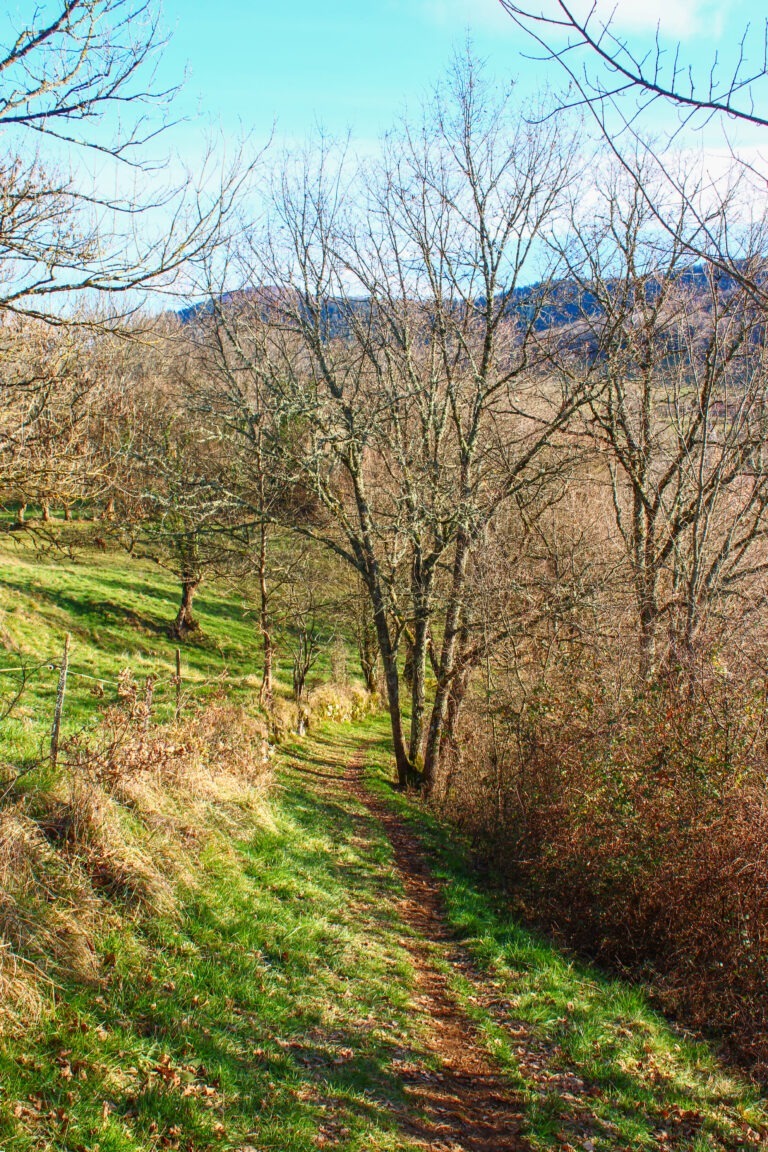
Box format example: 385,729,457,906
175,648,182,722
143,675,155,732
50,634,70,769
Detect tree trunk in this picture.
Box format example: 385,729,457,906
409,610,429,764
369,579,412,787
293,660,307,701
63,504,72,522
403,635,415,687
634,494,659,680
423,531,470,792
261,631,274,706
442,626,475,753
638,584,659,680
172,577,201,640
41,500,51,522
355,594,379,692
16,503,26,525
359,642,378,693
639,612,657,679
257,521,273,706
352,473,413,786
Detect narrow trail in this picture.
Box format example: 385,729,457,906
283,730,767,1151
343,746,528,1152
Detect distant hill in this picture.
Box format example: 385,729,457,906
178,261,748,336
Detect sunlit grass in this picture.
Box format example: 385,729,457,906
0,727,430,1152
1,539,765,1151
0,535,342,764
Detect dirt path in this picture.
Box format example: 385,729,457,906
343,747,528,1152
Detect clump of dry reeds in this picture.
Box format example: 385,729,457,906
306,683,378,725
266,684,377,743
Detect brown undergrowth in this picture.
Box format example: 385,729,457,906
439,661,768,1079
0,702,270,1028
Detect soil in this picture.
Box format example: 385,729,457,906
344,747,528,1152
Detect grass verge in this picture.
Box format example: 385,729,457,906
0,722,438,1152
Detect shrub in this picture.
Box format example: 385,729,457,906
307,683,378,725
439,658,768,1076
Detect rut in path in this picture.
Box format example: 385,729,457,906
343,747,528,1152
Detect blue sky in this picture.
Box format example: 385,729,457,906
158,0,519,145
155,0,767,156
0,0,763,161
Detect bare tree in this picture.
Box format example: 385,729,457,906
0,317,120,525
1,1,169,145
0,0,261,570
0,1,248,321
497,1,768,301
554,167,768,675
275,549,339,703
349,577,380,694
498,2,768,129
360,58,585,788
101,326,243,638
180,284,311,704
195,55,588,789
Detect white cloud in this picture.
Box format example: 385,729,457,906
422,0,518,33
562,0,723,39
422,0,725,41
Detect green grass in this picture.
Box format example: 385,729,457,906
0,725,437,1152
0,536,344,767
2,541,767,1151
361,715,768,1151
0,538,253,757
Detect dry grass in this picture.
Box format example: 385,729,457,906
306,683,378,725
267,685,378,744
0,703,270,1028
0,808,99,1024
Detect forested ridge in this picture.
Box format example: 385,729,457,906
3,2,768,1148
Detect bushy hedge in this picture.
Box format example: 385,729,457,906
440,661,768,1077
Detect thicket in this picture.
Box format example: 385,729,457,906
438,488,768,1072
411,156,768,1072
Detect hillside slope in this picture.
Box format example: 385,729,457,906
0,546,766,1150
